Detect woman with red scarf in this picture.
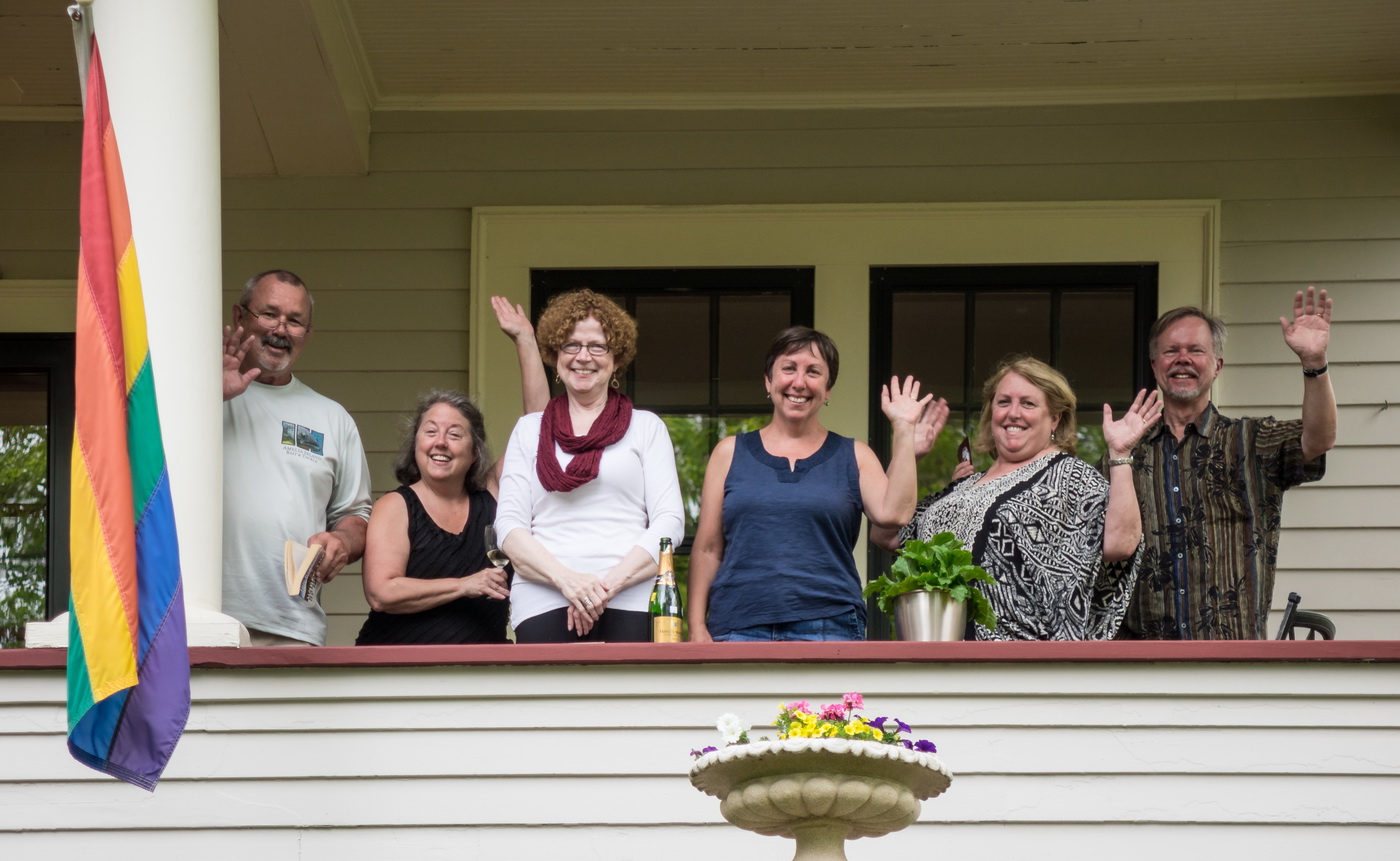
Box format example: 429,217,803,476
495,290,684,642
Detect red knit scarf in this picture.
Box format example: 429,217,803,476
536,391,634,492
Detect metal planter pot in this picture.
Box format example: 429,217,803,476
893,590,966,642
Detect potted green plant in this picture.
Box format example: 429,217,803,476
863,532,997,641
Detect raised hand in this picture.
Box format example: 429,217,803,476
491,295,535,343
222,324,260,401
1280,285,1331,367
913,396,950,458
881,375,935,429
1102,389,1163,458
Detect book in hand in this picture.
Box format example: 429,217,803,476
283,540,325,603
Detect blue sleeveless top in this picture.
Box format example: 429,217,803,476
706,430,865,636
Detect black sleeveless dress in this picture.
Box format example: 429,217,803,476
355,486,510,645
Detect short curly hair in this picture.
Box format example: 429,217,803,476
392,390,492,493
535,289,639,376
974,355,1079,457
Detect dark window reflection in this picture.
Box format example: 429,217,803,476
718,295,788,403
1061,291,1134,406
634,296,710,406
974,291,1051,386
891,293,964,407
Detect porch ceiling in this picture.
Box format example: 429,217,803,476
1,0,1398,174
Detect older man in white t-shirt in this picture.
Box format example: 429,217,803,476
221,270,371,646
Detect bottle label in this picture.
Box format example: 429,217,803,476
652,617,682,643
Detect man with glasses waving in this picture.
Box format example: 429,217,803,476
222,270,372,646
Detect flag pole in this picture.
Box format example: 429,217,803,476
68,2,95,106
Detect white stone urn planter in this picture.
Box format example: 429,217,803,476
690,738,952,861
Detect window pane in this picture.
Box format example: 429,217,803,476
661,411,767,622
1074,414,1108,466
1,372,49,649
915,410,975,499
892,293,965,407
718,295,789,404
1061,291,1135,407
973,291,1051,389
634,296,710,406
660,413,768,538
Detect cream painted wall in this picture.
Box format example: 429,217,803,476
2,95,1397,640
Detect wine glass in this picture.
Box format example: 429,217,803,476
484,525,511,571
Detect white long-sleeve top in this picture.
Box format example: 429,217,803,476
495,409,685,626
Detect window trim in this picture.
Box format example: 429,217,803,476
0,333,75,620
528,267,817,552
869,263,1160,419
530,266,815,413
864,265,1158,638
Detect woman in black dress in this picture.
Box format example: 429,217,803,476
355,299,550,644
355,390,513,644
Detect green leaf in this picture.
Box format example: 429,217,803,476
868,533,998,630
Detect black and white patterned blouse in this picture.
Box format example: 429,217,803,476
897,452,1140,641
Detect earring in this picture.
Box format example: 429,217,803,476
823,398,830,407
554,373,560,384
610,377,620,389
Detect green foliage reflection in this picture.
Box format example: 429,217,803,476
1,426,47,649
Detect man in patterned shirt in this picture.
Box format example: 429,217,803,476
1121,287,1336,639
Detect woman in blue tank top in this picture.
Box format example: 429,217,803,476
686,327,944,642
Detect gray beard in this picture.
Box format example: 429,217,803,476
259,336,293,372
1163,381,1206,402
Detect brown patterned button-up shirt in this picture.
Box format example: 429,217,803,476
1120,403,1325,640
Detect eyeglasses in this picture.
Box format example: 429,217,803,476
240,305,308,335
560,342,611,356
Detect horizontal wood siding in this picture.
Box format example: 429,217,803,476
1,658,1397,854
1217,191,1400,640
3,95,1398,640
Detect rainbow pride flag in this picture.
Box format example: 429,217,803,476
66,37,189,791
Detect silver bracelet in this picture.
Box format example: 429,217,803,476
1107,457,1134,467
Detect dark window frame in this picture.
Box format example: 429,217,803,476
0,334,75,620
865,263,1158,638
869,263,1159,419
530,267,816,553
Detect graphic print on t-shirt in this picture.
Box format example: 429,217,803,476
281,420,325,456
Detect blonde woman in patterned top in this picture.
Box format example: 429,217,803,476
872,356,1161,640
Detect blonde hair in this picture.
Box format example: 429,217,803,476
974,356,1078,456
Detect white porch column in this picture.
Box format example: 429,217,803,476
94,0,242,645
25,0,240,649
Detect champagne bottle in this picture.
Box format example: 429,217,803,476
649,537,683,643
